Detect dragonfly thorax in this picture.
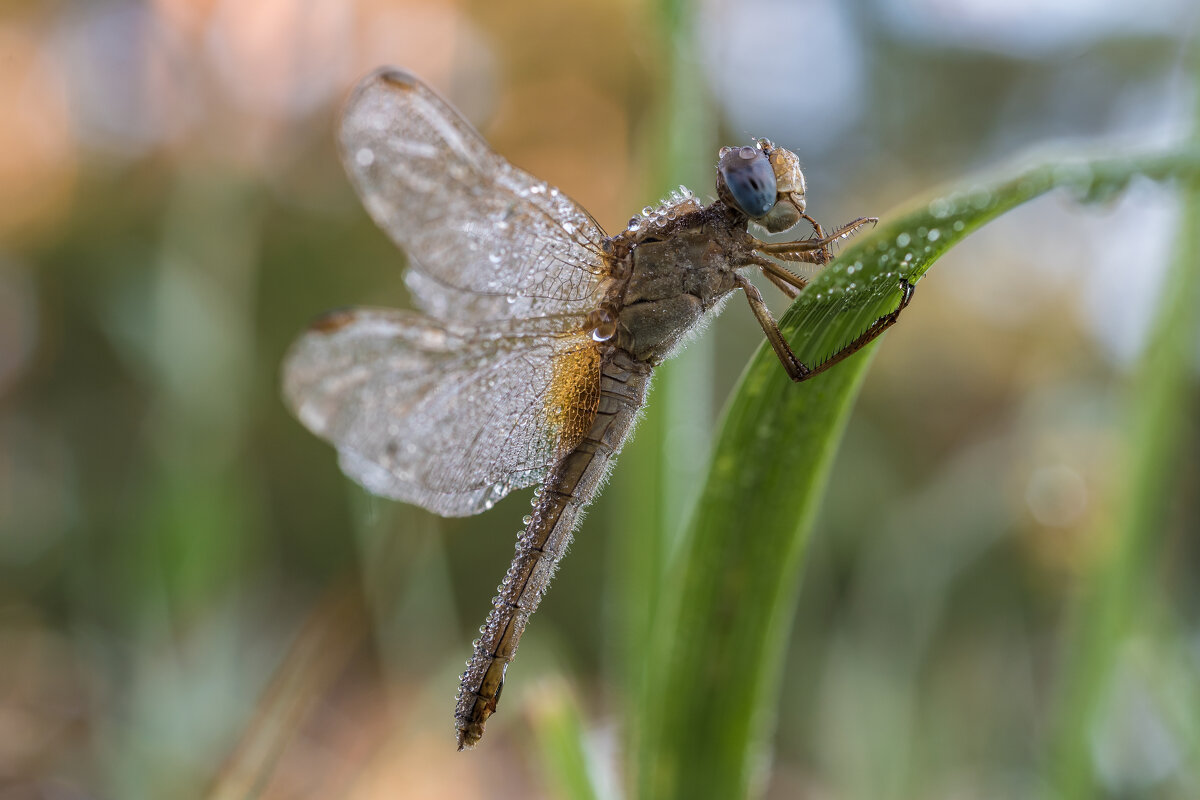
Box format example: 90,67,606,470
609,222,742,363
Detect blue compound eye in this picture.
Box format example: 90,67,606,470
718,145,777,218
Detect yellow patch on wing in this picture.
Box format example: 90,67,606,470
544,336,601,452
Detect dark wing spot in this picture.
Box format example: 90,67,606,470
308,308,357,334
377,67,420,90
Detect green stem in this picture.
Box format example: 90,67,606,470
616,0,714,789
1046,51,1200,800
530,681,605,800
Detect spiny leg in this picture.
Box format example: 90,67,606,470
753,217,878,265
748,215,847,299
800,212,829,262
753,258,808,300
763,269,801,300
800,212,827,240
805,278,914,378
734,274,916,383
734,274,809,380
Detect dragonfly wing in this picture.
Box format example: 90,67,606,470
282,308,601,517
340,68,610,323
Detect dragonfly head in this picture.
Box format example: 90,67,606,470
716,139,808,234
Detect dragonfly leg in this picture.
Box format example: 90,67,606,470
735,274,915,383
753,216,877,265
800,212,830,263
762,269,801,300
755,258,808,300
735,273,811,381
800,211,827,240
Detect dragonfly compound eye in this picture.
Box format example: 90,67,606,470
717,145,777,218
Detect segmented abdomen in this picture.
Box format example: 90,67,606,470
454,348,650,749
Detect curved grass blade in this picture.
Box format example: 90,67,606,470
1049,56,1200,797
635,147,1200,800
528,680,605,800
612,0,715,783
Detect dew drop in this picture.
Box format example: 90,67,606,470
522,514,533,525
562,221,576,234
642,206,654,217
927,228,940,242
1052,163,1094,197
587,307,617,341
969,189,992,210
896,232,911,247
928,197,951,218
488,252,502,264
355,147,375,167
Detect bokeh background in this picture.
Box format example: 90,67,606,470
2,0,1199,797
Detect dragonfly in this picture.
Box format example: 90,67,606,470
282,67,914,750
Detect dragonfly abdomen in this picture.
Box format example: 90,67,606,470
454,349,650,748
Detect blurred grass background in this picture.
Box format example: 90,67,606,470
1,0,1198,798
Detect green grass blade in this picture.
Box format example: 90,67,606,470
529,680,607,800
1047,57,1200,798
635,147,1200,800
612,0,714,786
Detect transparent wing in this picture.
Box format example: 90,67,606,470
282,308,602,516
340,67,610,323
